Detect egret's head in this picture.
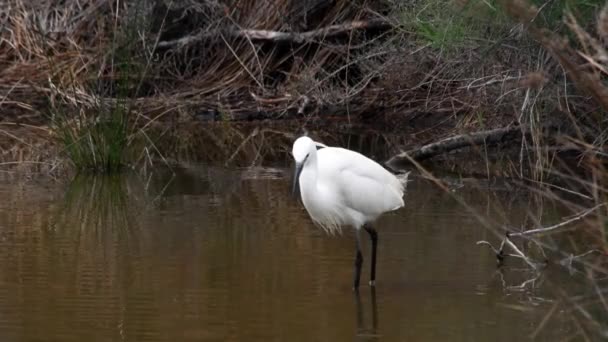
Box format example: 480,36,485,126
291,136,314,197
292,136,314,164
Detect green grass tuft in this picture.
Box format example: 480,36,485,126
396,0,604,53
394,0,512,52
49,0,160,174
53,103,130,173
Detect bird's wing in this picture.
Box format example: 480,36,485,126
318,147,405,217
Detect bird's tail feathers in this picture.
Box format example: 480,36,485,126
396,171,411,186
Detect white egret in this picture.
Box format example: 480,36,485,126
291,136,407,289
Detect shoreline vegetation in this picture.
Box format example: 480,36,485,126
1,0,608,337
2,0,601,173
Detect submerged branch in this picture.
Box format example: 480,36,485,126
503,235,541,269
477,234,541,269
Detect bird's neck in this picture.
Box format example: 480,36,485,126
303,148,318,183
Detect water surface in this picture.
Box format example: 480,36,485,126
0,166,587,341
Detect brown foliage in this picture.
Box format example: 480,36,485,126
0,0,532,127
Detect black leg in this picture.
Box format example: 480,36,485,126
354,288,363,332
354,285,379,338
364,225,378,286
353,229,363,289
370,286,378,330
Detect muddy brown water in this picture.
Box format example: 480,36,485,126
0,165,591,341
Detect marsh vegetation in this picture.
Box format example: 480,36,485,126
1,0,608,339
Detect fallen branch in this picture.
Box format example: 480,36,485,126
387,124,527,167
157,19,392,48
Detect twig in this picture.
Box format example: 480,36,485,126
479,205,607,274
0,122,51,133
219,34,264,89
525,178,593,200
559,250,603,273
502,235,540,269
225,127,259,166
509,203,606,237
477,235,539,269
477,240,501,255
530,301,560,339
156,19,392,48
594,281,608,316
507,272,542,291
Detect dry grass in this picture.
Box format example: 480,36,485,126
0,0,603,174
0,1,569,157
0,0,608,336
428,1,608,338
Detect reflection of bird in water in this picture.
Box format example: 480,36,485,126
291,136,408,289
355,288,380,340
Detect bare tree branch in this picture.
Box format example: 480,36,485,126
509,203,606,237
157,19,392,48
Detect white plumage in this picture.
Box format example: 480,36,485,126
291,136,408,288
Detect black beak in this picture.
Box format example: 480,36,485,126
292,162,303,198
